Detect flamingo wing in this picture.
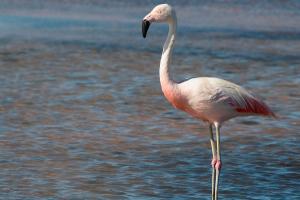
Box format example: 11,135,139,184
208,78,276,117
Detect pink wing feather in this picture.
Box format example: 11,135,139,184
224,85,276,118
233,94,276,117
206,78,276,118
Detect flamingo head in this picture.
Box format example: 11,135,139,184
142,4,175,38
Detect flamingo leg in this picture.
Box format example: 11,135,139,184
209,124,217,200
214,123,222,200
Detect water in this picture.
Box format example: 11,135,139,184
0,0,300,199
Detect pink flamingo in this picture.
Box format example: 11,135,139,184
142,4,276,200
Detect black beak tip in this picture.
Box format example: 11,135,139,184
142,20,150,38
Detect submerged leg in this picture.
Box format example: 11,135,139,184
214,123,222,200
209,124,216,200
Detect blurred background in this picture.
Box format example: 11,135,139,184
0,0,299,199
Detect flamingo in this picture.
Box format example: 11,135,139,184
142,4,276,200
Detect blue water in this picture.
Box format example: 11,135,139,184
0,0,300,199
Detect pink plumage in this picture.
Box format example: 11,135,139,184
234,95,276,117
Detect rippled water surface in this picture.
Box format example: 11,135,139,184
0,0,300,199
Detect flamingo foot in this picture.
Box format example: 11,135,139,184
215,160,222,170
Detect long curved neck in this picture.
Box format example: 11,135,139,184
160,17,178,96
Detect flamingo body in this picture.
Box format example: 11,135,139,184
163,77,275,124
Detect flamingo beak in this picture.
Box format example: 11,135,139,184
142,19,151,38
